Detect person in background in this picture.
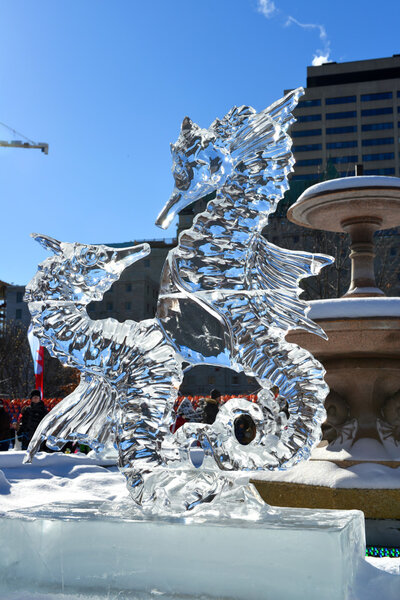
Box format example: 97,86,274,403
18,390,48,451
0,400,12,451
203,389,221,425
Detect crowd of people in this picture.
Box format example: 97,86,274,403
0,389,47,450
0,388,261,452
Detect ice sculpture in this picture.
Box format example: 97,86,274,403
25,88,333,515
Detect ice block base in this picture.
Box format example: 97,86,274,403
0,501,365,600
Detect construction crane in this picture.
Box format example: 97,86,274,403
0,121,48,154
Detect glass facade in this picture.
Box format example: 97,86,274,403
326,111,357,120
296,158,322,166
326,95,356,104
326,125,357,134
291,128,322,137
326,141,357,149
297,99,321,108
361,137,394,146
329,155,358,164
361,92,392,101
361,107,393,117
291,173,320,181
362,122,393,131
364,168,395,175
296,114,321,122
292,143,322,152
362,152,394,161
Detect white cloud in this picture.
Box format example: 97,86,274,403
257,0,276,18
285,16,331,65
312,53,330,67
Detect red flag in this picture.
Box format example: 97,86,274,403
28,326,44,400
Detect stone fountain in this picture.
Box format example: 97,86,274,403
250,176,400,543
286,175,400,460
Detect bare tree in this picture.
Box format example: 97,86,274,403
0,321,79,399
0,321,33,398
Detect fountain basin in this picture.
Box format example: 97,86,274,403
287,298,400,454
287,176,400,233
288,175,400,297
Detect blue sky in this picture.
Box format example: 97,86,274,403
1,0,399,284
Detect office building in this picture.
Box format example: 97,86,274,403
289,55,400,181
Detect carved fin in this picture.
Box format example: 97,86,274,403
24,374,116,463
31,233,62,255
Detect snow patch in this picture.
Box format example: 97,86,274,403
308,297,400,320
297,175,400,200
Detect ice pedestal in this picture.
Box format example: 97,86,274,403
0,500,365,600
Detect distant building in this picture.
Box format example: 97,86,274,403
0,280,8,332
87,239,174,322
4,284,31,327
289,54,400,182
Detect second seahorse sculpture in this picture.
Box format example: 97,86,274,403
25,88,333,516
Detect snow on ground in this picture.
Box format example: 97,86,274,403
0,450,128,512
1,445,400,515
255,458,400,489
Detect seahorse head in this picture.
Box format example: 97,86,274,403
156,88,304,229
25,234,150,304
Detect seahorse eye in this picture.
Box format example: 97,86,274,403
79,247,99,266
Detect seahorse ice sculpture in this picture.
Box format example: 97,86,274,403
25,88,333,515
156,88,333,471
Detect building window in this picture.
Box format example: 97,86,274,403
398,91,400,98
326,111,357,120
291,128,322,138
391,247,397,256
207,376,216,384
292,143,322,152
15,309,22,319
362,122,393,131
297,99,321,108
361,107,393,117
291,174,320,181
16,292,23,303
361,137,394,147
326,141,357,149
125,283,132,292
364,168,395,175
329,155,358,164
326,126,357,134
326,95,356,105
106,302,113,311
362,152,394,162
296,114,321,122
296,158,322,166
361,92,392,101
